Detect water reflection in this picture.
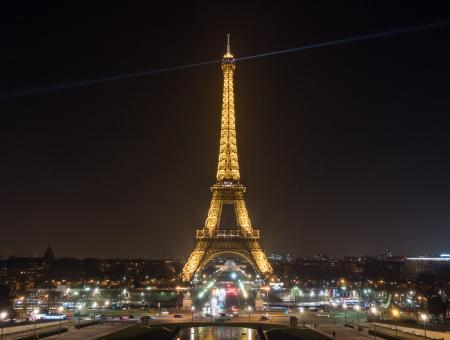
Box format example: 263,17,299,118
178,326,257,340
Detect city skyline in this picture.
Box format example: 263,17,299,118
2,2,450,258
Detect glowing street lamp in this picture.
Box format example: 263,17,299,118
354,305,361,327
57,306,64,336
420,313,428,339
342,303,348,324
104,300,110,322
92,302,98,320
33,308,40,339
262,286,270,316
291,286,301,309
76,305,82,330
1,311,8,340
176,286,181,310
391,309,400,336
247,306,252,322
370,306,378,339
191,306,195,321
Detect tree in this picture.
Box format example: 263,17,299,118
0,284,11,311
427,295,448,322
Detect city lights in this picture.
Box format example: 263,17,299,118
0,16,449,340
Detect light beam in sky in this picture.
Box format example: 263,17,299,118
1,19,449,100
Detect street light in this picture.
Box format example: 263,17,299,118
191,306,195,321
247,306,252,322
420,313,427,339
1,311,8,340
370,306,378,339
291,286,299,310
176,287,181,310
76,305,82,330
104,301,110,323
33,308,40,339
391,309,400,336
57,306,64,336
354,305,361,328
262,286,270,317
342,303,348,324
92,302,98,321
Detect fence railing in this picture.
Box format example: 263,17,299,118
196,229,260,239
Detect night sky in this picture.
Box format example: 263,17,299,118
1,1,450,259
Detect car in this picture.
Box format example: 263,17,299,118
217,313,231,320
173,314,183,318
260,315,270,321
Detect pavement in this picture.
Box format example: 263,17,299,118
311,325,369,340
2,311,431,340
2,321,133,340
45,323,133,339
322,321,429,340
359,322,428,340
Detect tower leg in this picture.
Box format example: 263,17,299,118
234,191,253,234
181,240,209,281
247,240,274,278
204,191,223,233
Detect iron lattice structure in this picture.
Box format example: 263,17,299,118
181,36,274,282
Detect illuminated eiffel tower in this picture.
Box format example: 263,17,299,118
181,35,274,282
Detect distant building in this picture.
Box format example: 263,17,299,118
405,254,450,280
313,254,329,261
268,253,291,263
380,249,393,259
43,247,55,262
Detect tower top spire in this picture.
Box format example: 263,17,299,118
223,33,233,60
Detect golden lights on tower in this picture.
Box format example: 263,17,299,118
181,35,274,282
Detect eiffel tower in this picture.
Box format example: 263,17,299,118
181,35,274,282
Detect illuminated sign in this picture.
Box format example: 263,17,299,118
269,282,284,290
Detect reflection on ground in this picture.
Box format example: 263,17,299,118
178,326,257,340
